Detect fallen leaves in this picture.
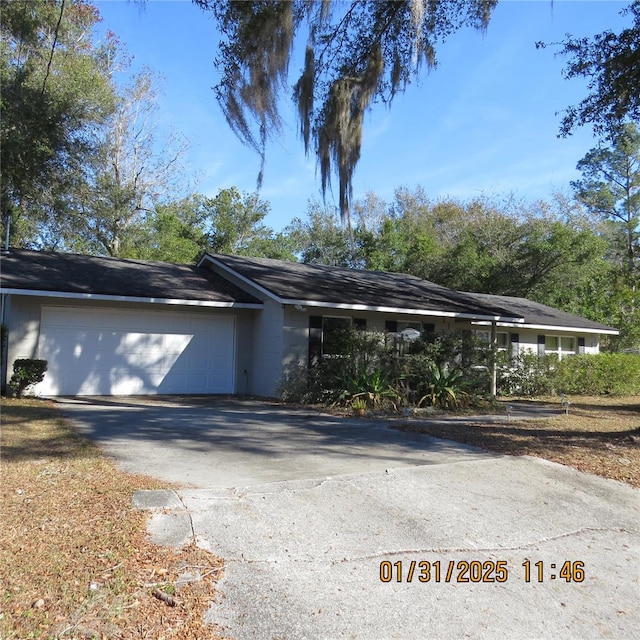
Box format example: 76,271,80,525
398,395,640,487
0,398,226,639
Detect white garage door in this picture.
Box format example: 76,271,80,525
36,306,235,396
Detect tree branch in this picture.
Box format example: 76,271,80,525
41,0,66,96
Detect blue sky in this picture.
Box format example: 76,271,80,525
94,0,631,231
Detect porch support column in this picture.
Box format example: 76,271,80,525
490,320,498,397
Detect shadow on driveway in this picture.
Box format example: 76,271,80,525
56,395,495,488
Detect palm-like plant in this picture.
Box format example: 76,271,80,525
341,369,399,408
418,363,466,409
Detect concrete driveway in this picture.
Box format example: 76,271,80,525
57,396,495,487
58,396,640,640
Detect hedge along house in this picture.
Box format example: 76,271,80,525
0,249,619,397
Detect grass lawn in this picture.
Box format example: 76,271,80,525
0,398,225,640
397,395,640,488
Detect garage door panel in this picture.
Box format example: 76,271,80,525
36,307,235,396
118,332,168,351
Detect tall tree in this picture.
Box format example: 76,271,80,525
123,196,209,263
281,187,631,342
548,0,640,137
109,189,296,263
195,0,497,223
0,0,116,246
572,123,640,277
76,70,190,257
284,201,354,267
201,187,294,259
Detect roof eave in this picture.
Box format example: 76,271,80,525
0,288,263,309
472,319,619,335
200,254,281,301
513,322,619,335
282,299,525,322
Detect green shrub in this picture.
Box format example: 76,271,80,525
498,352,640,397
278,328,490,410
418,362,468,409
281,331,639,403
278,362,326,404
497,351,557,396
9,359,48,397
553,353,640,395
348,369,399,409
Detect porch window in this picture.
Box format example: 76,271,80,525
309,316,366,365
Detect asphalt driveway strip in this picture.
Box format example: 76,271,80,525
58,396,640,640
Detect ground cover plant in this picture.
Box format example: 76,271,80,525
0,398,225,640
397,396,640,488
8,359,48,398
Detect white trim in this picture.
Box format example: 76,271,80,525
279,298,525,322
515,322,618,335
471,320,619,335
0,288,263,309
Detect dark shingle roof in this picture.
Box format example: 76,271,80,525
207,253,523,320
461,292,618,333
1,249,618,333
207,254,617,332
0,249,261,305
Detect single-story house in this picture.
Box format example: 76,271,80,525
0,248,618,397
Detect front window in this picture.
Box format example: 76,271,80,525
397,321,422,342
545,335,576,360
322,317,351,355
475,330,509,351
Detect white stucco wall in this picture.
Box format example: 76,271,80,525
514,329,600,356
5,296,42,379
3,287,606,398
453,320,602,356
247,297,284,397
266,307,607,398
279,311,604,370
281,306,453,369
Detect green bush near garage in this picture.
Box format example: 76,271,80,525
9,359,48,398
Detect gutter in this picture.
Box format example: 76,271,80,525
279,298,524,323
0,288,263,309
471,320,619,335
